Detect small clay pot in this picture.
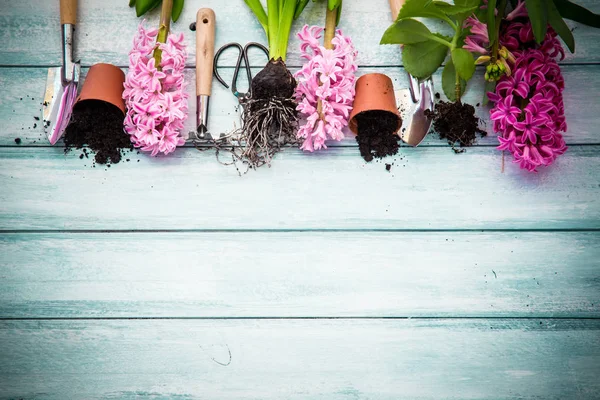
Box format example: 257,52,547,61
348,73,402,135
76,63,126,114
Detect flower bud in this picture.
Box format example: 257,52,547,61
475,55,491,65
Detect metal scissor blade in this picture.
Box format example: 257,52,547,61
43,63,80,145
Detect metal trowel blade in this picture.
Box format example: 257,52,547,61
395,78,434,147
43,63,80,145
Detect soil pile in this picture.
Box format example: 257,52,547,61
355,110,401,162
426,101,486,152
64,100,131,164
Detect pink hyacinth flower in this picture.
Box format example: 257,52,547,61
123,21,188,156
488,20,568,172
294,25,358,152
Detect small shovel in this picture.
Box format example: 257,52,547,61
194,8,216,141
43,0,81,145
389,0,435,147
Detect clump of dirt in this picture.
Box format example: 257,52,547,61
14,138,21,144
64,100,131,164
426,101,486,153
355,110,401,162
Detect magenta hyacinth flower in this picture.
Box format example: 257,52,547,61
123,22,188,156
488,20,568,172
294,25,358,152
463,17,489,55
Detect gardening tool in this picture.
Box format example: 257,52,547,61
389,0,434,147
213,42,269,123
43,0,81,145
194,7,217,141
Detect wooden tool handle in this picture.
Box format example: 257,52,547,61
196,8,216,96
389,0,403,20
60,0,77,25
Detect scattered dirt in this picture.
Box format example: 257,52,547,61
354,110,401,162
426,101,486,153
14,138,21,144
64,100,131,164
385,163,392,172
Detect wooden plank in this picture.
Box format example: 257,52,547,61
2,65,600,147
0,319,599,399
1,231,598,318
1,0,599,67
1,146,599,231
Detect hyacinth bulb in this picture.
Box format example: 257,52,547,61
123,22,189,156
294,25,358,152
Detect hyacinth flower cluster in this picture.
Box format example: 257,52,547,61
294,25,358,152
463,16,515,82
123,22,188,156
488,21,568,172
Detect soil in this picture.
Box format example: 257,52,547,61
425,101,486,152
14,138,21,144
354,110,401,162
64,100,131,164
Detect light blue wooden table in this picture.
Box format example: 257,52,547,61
1,0,600,398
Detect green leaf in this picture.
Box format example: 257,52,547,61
172,0,184,22
442,59,466,101
525,0,549,43
396,0,447,21
403,38,449,80
244,0,269,35
380,19,436,45
129,0,136,7
487,0,497,45
547,0,574,52
135,0,161,17
294,0,310,19
433,1,478,16
451,48,475,81
554,0,600,28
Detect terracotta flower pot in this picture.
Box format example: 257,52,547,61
76,63,126,114
348,73,401,135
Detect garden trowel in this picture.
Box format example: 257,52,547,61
193,8,216,141
389,0,435,146
43,0,80,145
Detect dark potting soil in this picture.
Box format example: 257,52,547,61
64,100,131,164
355,110,401,162
426,101,486,152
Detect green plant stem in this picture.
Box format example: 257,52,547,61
452,27,461,101
455,68,462,102
267,0,280,58
275,0,297,60
317,6,339,119
443,16,458,31
429,34,454,48
324,6,337,49
491,0,507,62
153,0,173,68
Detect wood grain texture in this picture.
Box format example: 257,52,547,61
195,8,216,96
0,0,599,67
1,319,599,399
1,146,599,231
59,0,77,25
1,232,599,318
2,65,599,146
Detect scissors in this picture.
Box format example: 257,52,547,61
213,42,269,114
